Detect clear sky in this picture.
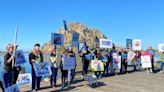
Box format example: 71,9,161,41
0,0,164,51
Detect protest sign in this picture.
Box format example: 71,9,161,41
14,50,26,66
51,33,64,46
63,57,76,70
100,39,112,48
126,39,132,49
16,73,32,86
5,84,20,92
133,39,141,50
154,54,161,62
91,60,104,72
127,51,136,65
158,44,164,52
113,55,121,69
33,62,52,77
78,42,87,53
71,32,80,48
141,55,152,68
85,54,93,61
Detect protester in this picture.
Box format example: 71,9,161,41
60,49,68,87
0,59,4,92
94,46,102,78
159,52,164,74
134,51,142,71
80,46,92,76
3,44,18,88
68,46,76,83
29,43,44,91
101,50,110,77
49,48,59,87
121,48,128,73
148,47,155,73
109,46,117,75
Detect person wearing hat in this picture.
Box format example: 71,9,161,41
3,44,19,88
29,44,44,91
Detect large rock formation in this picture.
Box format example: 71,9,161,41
42,22,107,53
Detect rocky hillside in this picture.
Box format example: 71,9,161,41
42,22,107,53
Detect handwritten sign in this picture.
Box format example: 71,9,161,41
91,60,104,72
63,57,76,70
17,73,32,86
141,55,151,68
51,33,64,46
33,62,52,77
14,50,26,66
100,39,112,48
133,39,142,50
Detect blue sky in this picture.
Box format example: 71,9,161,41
0,0,164,51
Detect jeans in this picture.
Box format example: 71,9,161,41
32,70,42,90
103,62,109,76
71,69,75,82
160,62,164,71
50,67,58,86
82,60,90,76
3,72,12,88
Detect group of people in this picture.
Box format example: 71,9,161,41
1,43,164,92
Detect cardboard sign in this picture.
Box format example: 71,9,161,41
91,60,104,72
71,32,80,48
133,39,142,50
127,51,136,65
63,57,76,70
113,55,121,69
33,62,52,77
51,33,64,46
5,84,20,92
17,73,32,86
100,39,112,48
126,39,132,49
14,50,26,66
154,55,161,62
141,55,151,68
158,44,164,52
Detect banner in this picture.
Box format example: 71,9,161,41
127,51,136,65
91,60,104,72
5,84,20,92
126,39,132,49
133,39,141,50
33,62,52,77
100,39,112,48
113,55,121,69
78,42,87,53
71,32,80,48
141,55,151,68
63,57,76,70
14,50,26,66
51,33,64,46
154,55,161,62
158,44,164,52
17,73,32,86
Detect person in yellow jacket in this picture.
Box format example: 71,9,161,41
160,52,164,74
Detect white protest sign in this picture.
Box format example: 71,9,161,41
158,44,164,52
91,60,104,72
17,73,32,86
100,39,112,48
113,55,121,69
141,55,152,68
127,51,136,65
133,39,142,50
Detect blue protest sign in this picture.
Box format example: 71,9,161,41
71,32,79,48
63,57,76,70
78,42,87,53
33,62,52,77
17,73,32,86
101,56,108,62
5,84,20,92
51,33,64,46
14,50,26,66
63,20,68,31
126,39,132,49
154,55,161,62
100,39,112,48
85,54,93,61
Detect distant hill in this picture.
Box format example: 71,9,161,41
42,22,107,53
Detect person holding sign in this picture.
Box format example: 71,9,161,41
80,46,92,76
3,44,20,88
109,46,117,75
49,48,59,87
147,47,155,73
68,46,76,83
120,48,128,74
159,52,164,74
101,50,110,77
134,51,142,71
29,44,44,91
